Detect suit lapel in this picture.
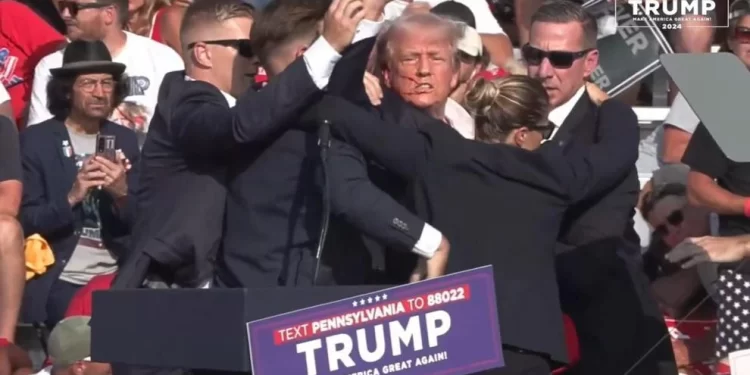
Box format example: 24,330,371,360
50,119,79,186
553,92,595,141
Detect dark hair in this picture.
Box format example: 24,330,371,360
531,0,598,49
641,183,687,220
180,0,255,48
250,0,329,67
98,0,129,29
46,73,129,120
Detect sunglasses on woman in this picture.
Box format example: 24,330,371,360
521,44,593,69
732,27,750,44
187,39,254,58
58,1,112,17
653,209,684,237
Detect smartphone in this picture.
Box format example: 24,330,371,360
96,134,117,162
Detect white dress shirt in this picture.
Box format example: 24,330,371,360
444,98,475,139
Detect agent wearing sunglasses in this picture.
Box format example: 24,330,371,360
525,2,675,375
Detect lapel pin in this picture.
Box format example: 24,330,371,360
62,140,73,158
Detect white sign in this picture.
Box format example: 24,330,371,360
619,0,729,29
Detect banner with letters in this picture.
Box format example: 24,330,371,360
584,0,674,97
246,266,503,375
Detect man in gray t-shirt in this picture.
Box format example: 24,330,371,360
636,92,701,174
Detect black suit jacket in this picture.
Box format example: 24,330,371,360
319,95,639,363
328,37,440,282
136,57,427,288
551,92,641,251
19,118,139,322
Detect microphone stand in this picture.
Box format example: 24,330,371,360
312,120,332,285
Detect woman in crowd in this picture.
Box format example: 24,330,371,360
674,11,750,375
126,0,169,42
640,171,718,375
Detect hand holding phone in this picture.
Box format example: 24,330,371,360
96,134,117,162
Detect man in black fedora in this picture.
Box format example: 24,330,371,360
18,40,140,328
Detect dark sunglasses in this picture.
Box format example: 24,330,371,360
654,210,684,237
187,39,254,58
531,125,554,140
732,27,750,43
521,44,593,69
58,1,112,17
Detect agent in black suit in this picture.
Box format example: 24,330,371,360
19,40,139,327
114,0,256,290
525,2,676,374
319,74,638,374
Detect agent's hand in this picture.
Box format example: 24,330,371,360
585,82,609,105
91,156,128,199
68,158,106,206
403,1,431,15
410,236,450,282
322,0,366,53
666,235,750,268
363,72,383,106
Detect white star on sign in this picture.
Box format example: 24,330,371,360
721,275,726,282
727,295,734,302
744,295,750,302
745,281,750,288
736,288,742,295
744,336,749,343
733,316,740,322
743,323,749,329
360,299,365,305
737,273,743,280
352,301,358,307
375,295,381,302
722,345,728,352
367,297,373,304
729,282,735,288
735,302,741,309
743,309,749,316
720,289,726,295
382,293,388,300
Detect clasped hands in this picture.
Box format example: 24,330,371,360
68,151,130,206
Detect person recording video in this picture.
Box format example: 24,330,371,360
18,40,139,328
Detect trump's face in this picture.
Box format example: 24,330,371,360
383,27,458,111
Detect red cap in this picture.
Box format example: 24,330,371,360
475,67,509,81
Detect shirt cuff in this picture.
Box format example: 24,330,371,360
353,19,385,44
411,223,443,259
303,36,342,90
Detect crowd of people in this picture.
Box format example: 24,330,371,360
1,0,750,374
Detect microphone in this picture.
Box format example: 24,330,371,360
312,120,332,285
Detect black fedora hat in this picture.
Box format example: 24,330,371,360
50,40,126,78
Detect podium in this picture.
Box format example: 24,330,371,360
91,286,389,372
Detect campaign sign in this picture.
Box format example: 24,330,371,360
247,266,503,375
584,0,674,97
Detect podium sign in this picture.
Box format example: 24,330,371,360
584,0,673,97
247,266,503,375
